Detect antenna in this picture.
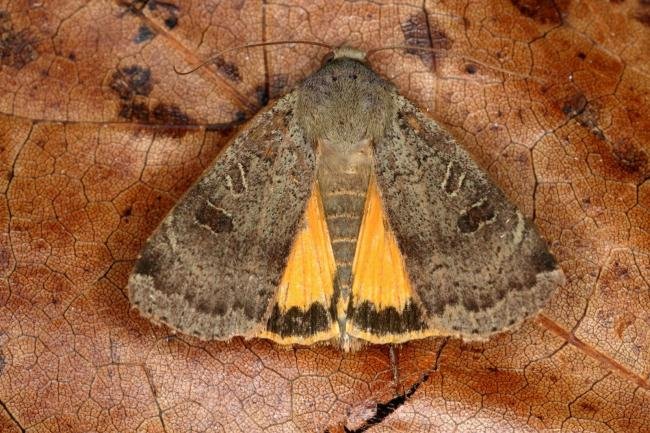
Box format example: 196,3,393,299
367,45,546,83
174,40,333,75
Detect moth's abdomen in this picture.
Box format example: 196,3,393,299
318,164,371,292
322,190,364,288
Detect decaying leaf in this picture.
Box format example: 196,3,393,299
0,1,648,432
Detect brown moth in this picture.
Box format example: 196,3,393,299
128,47,565,350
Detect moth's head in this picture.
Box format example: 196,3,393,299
321,47,368,65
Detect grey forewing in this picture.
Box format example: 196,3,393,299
128,93,318,339
374,95,564,337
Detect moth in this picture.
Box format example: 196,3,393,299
128,47,565,349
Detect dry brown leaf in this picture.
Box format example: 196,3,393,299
0,1,649,432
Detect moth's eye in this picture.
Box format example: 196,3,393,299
321,52,335,65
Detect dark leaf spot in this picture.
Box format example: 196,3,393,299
121,206,132,221
0,10,39,69
255,84,269,106
119,0,148,14
577,51,587,59
580,402,599,413
635,9,650,26
510,0,569,25
134,2,178,29
612,139,648,173
164,16,178,29
196,203,233,233
119,101,150,122
151,103,191,125
269,74,288,98
134,25,155,43
401,12,451,68
562,93,587,118
214,56,242,82
234,111,247,122
110,65,153,99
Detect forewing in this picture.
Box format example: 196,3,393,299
373,96,565,339
128,94,318,340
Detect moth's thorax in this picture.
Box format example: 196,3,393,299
296,56,396,146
